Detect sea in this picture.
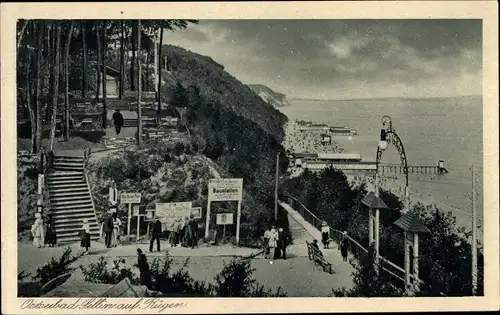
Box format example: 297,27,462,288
279,96,484,239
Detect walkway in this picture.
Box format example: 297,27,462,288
281,202,356,290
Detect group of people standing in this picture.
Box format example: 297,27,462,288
31,211,57,248
149,214,199,252
263,225,290,260
99,210,122,249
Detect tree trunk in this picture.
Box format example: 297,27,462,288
64,21,74,141
49,23,62,151
46,24,55,125
35,21,43,153
157,26,164,119
119,20,125,99
145,50,149,92
102,21,107,129
130,21,136,91
81,22,87,99
137,20,142,145
27,45,36,154
17,20,30,52
96,24,101,105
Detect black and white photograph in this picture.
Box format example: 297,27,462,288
2,1,499,313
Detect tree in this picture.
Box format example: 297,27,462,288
101,20,107,129
95,23,101,105
35,21,43,153
48,22,61,151
119,20,125,99
136,19,143,145
130,20,137,91
157,26,164,119
63,20,74,141
81,21,87,98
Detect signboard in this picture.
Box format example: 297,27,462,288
191,207,202,219
208,178,243,202
216,213,233,225
156,202,193,219
132,205,146,216
145,209,155,220
121,193,141,204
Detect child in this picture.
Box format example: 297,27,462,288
81,219,91,254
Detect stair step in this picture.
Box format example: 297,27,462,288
50,194,92,205
47,178,87,189
47,176,84,183
51,204,94,211
50,189,89,197
51,199,93,207
54,215,98,224
54,156,84,161
55,226,100,235
52,205,94,218
55,221,99,230
46,171,83,178
53,166,84,170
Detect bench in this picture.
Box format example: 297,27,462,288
306,241,333,274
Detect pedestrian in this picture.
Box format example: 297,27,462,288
181,216,190,247
103,210,114,248
174,218,182,246
188,214,198,249
136,248,151,288
31,211,45,248
267,225,279,261
81,219,91,254
263,228,271,258
340,231,349,262
321,221,330,249
44,213,57,247
112,212,122,246
277,227,288,260
112,108,124,136
149,218,162,252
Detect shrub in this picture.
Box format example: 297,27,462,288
33,247,82,286
80,257,139,285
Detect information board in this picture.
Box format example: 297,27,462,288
191,207,202,219
132,205,146,216
216,213,234,225
121,193,141,204
208,178,243,202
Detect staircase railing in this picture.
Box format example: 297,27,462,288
83,147,101,239
283,194,432,291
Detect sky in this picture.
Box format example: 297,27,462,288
163,20,482,100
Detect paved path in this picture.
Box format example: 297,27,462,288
280,201,356,289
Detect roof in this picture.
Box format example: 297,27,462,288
97,64,120,77
317,153,362,160
361,192,389,209
293,152,318,158
394,213,431,234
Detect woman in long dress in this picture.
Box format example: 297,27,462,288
112,212,121,246
32,212,45,248
81,219,91,253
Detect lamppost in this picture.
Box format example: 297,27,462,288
376,115,410,213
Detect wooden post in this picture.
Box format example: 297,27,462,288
375,208,380,257
127,203,132,239
413,232,420,292
472,165,478,295
136,214,140,241
236,200,242,245
205,201,211,239
368,208,374,245
404,232,411,289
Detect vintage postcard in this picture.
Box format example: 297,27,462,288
1,1,499,314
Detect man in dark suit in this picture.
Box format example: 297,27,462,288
136,248,151,288
103,210,114,248
112,108,124,136
149,218,162,252
277,227,289,260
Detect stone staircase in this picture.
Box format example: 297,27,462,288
46,155,100,245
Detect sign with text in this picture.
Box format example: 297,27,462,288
121,193,141,204
133,205,146,216
156,202,193,231
191,207,202,219
208,178,243,202
145,209,155,220
216,213,233,225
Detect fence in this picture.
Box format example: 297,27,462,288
283,194,434,292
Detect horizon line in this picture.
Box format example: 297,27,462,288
288,94,482,102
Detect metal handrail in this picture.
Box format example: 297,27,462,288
283,194,427,288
